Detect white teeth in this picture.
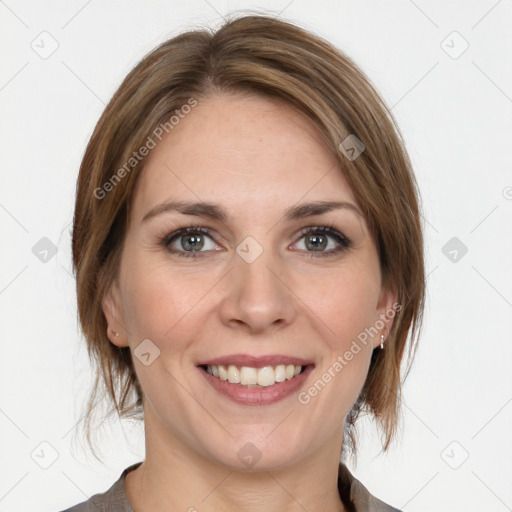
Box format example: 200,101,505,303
218,365,228,380
227,365,240,384
274,364,286,382
256,366,274,387
205,363,304,387
240,366,258,385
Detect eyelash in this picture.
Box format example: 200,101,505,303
159,223,352,260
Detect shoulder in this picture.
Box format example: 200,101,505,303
57,462,142,512
339,462,404,512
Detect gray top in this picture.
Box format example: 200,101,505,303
59,461,402,512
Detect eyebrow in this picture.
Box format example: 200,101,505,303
141,199,363,224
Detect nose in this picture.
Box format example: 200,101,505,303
217,242,298,334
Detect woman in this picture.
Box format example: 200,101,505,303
61,13,424,512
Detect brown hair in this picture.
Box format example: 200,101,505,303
72,13,425,462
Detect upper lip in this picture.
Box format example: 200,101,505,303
196,354,315,368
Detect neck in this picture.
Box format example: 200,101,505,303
125,405,348,512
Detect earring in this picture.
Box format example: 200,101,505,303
380,334,385,350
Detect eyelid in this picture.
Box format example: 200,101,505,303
161,225,218,250
160,223,352,258
292,225,352,255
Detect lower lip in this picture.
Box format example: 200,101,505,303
198,365,314,406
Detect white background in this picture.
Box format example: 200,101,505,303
1,1,511,511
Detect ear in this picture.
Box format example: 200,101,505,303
102,279,129,348
374,282,400,349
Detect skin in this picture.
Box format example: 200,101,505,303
103,92,397,512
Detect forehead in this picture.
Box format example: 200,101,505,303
132,93,357,218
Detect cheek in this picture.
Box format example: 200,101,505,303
298,275,378,416
312,264,381,347
120,255,211,341
118,260,210,398
307,264,381,395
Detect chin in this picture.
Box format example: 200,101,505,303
200,431,303,473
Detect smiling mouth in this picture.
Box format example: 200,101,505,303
198,364,309,388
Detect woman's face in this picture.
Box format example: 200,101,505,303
104,93,396,470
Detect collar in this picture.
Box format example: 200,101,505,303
100,460,401,512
